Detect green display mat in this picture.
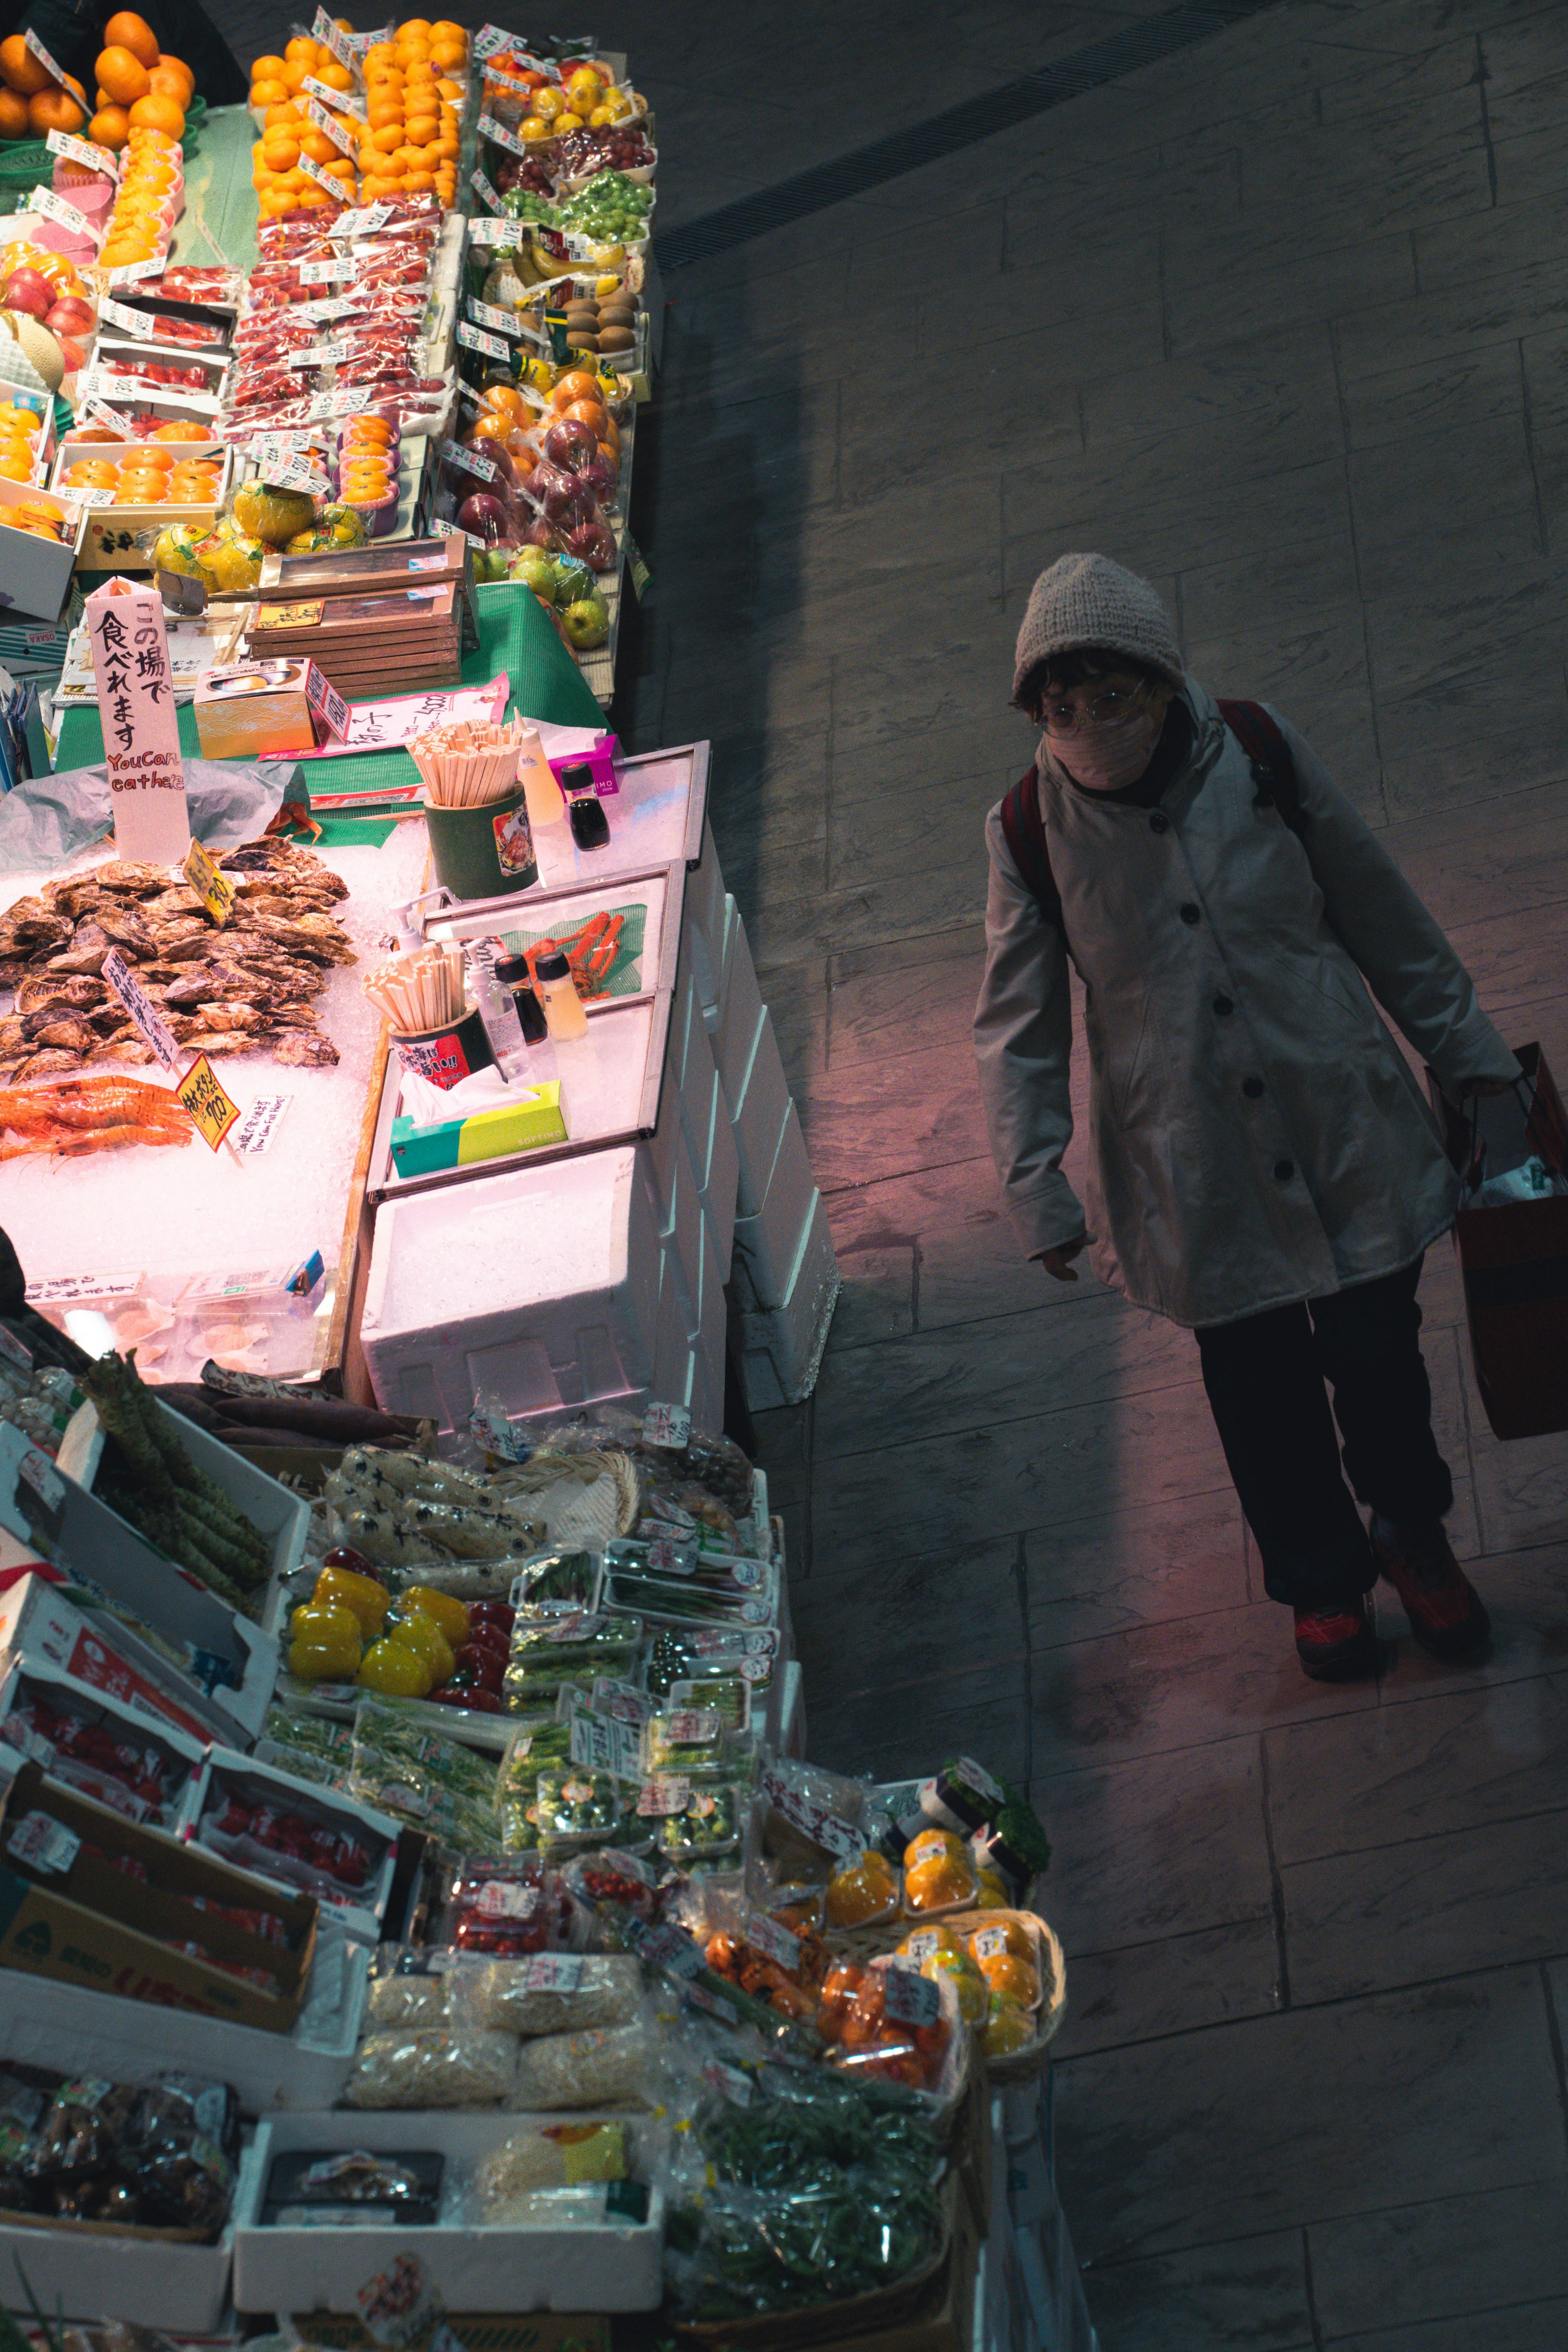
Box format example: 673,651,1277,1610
500,897,647,997
53,579,607,810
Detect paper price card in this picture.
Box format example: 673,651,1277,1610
521,1954,583,1993
183,837,235,926
303,74,365,117
759,1766,863,1860
308,386,370,419
233,1094,292,1156
8,1809,80,1878
22,29,69,88
176,1054,242,1153
441,437,496,480
746,1912,800,1971
971,1924,1013,1961
97,296,161,339
456,321,510,363
47,129,119,180
304,98,357,154
478,112,529,157
299,257,354,285
311,8,357,67
469,217,529,250
472,22,512,57
108,256,167,285
899,1928,949,1965
297,151,345,196
296,293,361,325
637,1775,691,1817
469,168,503,214
636,1922,703,1978
101,949,180,1074
26,186,94,239
85,581,189,865
879,1961,941,2028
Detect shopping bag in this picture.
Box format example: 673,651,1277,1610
1427,1042,1568,1439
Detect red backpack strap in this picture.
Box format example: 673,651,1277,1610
1218,697,1308,837
998,768,1063,930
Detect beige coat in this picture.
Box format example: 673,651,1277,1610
974,681,1518,1328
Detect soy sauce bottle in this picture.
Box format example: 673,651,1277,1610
560,760,610,851
494,954,548,1046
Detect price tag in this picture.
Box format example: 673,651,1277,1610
759,1767,863,1860
26,186,95,241
702,2058,755,2104
96,296,158,340
474,1881,539,1920
232,1094,292,1157
638,1923,703,1978
900,1928,948,1965
643,1402,691,1450
176,1053,242,1153
263,455,332,493
308,386,370,419
485,67,540,98
664,1708,721,1745
108,257,167,287
295,294,361,325
22,28,69,89
457,321,510,362
470,168,503,214
298,257,354,286
101,949,180,1074
330,203,393,237
441,437,496,480
3,1719,54,1769
468,297,522,337
7,1810,80,1878
972,1924,1013,1961
685,1983,738,2023
302,74,364,117
296,151,346,197
646,1537,696,1577
478,112,530,158
301,341,352,367
521,1953,584,1993
16,1441,63,1512
46,129,118,181
78,370,144,405
183,837,235,925
472,23,512,58
880,1962,942,2029
951,1757,1006,1806
303,98,358,154
311,8,358,69
431,517,482,550
61,485,116,511
637,1775,691,1817
250,430,327,461
746,1912,800,1972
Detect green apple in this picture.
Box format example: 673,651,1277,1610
508,546,559,596
561,593,610,650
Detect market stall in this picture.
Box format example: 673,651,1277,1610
0,12,1098,2348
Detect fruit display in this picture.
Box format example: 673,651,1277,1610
0,397,47,485
555,169,653,245
247,20,467,216
489,56,640,146
0,1668,199,1826
555,287,639,359
0,31,91,139
0,497,69,543
57,442,225,505
197,1762,391,1910
98,118,187,276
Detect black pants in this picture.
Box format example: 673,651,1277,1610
1195,1255,1453,1610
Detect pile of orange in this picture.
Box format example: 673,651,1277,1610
0,498,65,542
61,445,222,504
351,20,467,208
87,13,192,149
249,33,359,216
0,33,92,140
337,412,399,510
0,403,43,486
98,131,187,274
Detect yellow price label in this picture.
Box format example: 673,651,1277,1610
184,837,235,928
176,1053,241,1152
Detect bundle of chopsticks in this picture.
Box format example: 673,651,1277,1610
409,717,526,808
362,944,468,1035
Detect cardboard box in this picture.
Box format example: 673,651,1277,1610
289,2317,610,2352
0,1652,208,1835
0,1575,222,1749
0,1760,317,2034
234,2111,665,2314
51,434,232,572
390,1082,568,1176
192,656,347,760
0,474,87,625
191,1746,401,1946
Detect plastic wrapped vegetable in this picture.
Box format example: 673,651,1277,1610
445,1856,573,1956
449,1952,642,2036
504,1613,642,1708
341,2029,520,2109
513,1549,602,1612
130,2076,241,2236
472,2120,627,2221
648,1780,741,1863
348,1700,501,1850
508,2019,663,2110
536,1766,639,1855
645,1707,731,1778
366,1964,450,2030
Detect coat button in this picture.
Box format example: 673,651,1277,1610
1274,1158,1295,1182
1179,902,1201,925
1212,994,1233,1016
1243,1076,1264,1099
1149,811,1169,834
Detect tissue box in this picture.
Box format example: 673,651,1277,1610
193,657,347,759
391,1081,567,1175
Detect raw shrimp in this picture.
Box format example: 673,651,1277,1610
0,1077,190,1136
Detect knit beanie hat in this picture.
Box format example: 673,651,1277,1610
1012,552,1184,701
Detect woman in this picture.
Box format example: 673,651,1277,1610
974,551,1517,1681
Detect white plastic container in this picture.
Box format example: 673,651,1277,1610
233,2109,665,2313
0,1925,370,2113
0,2139,261,2330
738,1192,839,1407
731,1110,818,1309
0,1651,209,1835
360,1146,663,1432
726,1012,795,1215
191,1746,403,1945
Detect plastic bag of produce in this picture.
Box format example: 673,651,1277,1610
342,2028,520,2109
366,1952,450,2029
503,1613,642,1708
444,1855,575,1956
449,1951,643,2037
471,2118,628,2221
508,2018,664,2110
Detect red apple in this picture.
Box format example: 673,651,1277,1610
3,271,54,320
567,519,615,570
56,335,85,372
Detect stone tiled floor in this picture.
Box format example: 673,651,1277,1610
618,0,1568,2343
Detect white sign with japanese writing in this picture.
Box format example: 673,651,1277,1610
83,581,188,863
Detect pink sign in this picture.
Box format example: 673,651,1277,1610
84,577,189,864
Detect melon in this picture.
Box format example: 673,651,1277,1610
3,313,63,392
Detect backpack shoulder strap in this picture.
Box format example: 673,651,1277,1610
997,769,1064,930
1217,697,1308,837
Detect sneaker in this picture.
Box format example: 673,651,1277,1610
1370,1516,1491,1662
1293,1595,1383,1682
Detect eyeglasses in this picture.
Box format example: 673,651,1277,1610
1040,680,1153,737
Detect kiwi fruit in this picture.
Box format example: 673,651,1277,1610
597,325,635,352
599,304,635,328
566,331,600,353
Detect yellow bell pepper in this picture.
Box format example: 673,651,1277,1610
357,1637,433,1697
313,1563,390,1639
399,1584,470,1647
384,1608,455,1688
287,1601,363,1683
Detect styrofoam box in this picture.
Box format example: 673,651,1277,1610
651,1246,696,1415
360,1147,663,1432
0,2138,261,2330
700,1080,739,1280
712,996,762,1126
661,1117,704,1312
708,899,764,1079
0,1651,209,1837
689,1212,728,1424
731,1111,817,1307
685,816,726,964
738,1193,839,1403
635,1067,682,1229
728,1013,794,1189
678,999,721,1190
194,1745,402,1946
0,1924,370,2114
234,2109,666,2313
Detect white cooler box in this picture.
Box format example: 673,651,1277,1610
738,1192,840,1411
360,1147,664,1434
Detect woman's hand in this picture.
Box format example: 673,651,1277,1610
1038,1234,1089,1282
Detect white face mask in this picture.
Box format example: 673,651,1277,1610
1054,699,1167,791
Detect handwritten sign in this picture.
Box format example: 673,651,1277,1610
184,837,235,926
22,28,69,89
107,256,167,287
298,257,354,286
176,1054,241,1152
296,150,345,197
441,437,496,481
83,581,188,863
233,1094,292,1156
308,386,370,419
26,186,96,241
302,74,365,119
311,8,357,68
101,948,180,1074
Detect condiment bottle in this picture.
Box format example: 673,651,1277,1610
533,947,588,1040
494,953,548,1045
561,760,610,850
517,726,567,830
